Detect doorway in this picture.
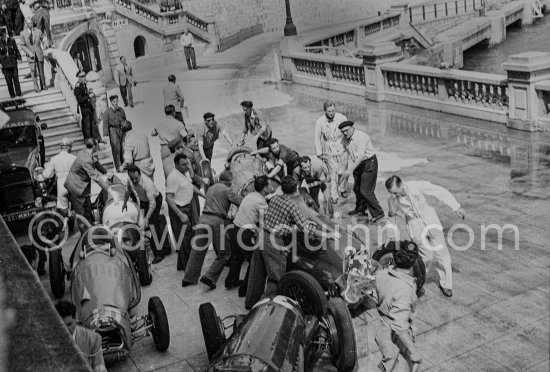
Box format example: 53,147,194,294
70,33,102,73
134,36,146,58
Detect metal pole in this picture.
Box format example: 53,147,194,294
284,0,297,36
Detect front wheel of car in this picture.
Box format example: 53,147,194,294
327,297,357,372
136,248,152,286
277,270,328,317
199,302,226,361
49,249,65,299
148,296,170,351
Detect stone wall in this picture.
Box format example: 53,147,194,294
180,0,393,39
112,16,166,60
415,13,477,42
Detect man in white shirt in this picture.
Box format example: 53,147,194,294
180,28,196,70
166,153,204,271
43,137,76,215
314,101,348,203
152,105,188,160
339,120,384,223
384,175,465,297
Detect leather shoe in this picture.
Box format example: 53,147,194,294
200,276,216,290
225,279,243,290
439,285,452,297
416,288,425,298
348,208,363,216
181,279,195,287
238,284,247,298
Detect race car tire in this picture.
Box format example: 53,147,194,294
372,246,426,293
277,270,328,317
148,296,170,351
136,249,152,286
199,302,226,361
49,248,65,299
226,146,252,163
327,297,357,372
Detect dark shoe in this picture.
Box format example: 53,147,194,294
181,279,195,287
439,285,452,297
416,288,425,298
152,256,164,264
200,276,216,290
238,284,247,298
348,208,363,216
225,279,243,290
130,104,134,108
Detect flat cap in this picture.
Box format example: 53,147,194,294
338,120,354,129
203,112,215,120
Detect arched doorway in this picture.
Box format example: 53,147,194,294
69,33,102,73
134,36,146,58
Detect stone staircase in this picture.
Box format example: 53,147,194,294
0,38,113,168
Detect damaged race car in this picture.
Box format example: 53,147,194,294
48,176,169,363
199,271,357,372
223,147,426,316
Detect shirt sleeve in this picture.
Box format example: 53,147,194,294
289,203,314,235
43,158,55,179
412,181,461,211
227,190,243,206
165,173,178,195
82,157,104,183
314,118,323,156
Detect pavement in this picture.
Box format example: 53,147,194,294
19,28,550,371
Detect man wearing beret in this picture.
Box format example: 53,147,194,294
197,112,234,162
338,120,385,224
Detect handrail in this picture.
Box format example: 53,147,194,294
303,46,359,60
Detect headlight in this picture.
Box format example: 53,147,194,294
33,167,45,182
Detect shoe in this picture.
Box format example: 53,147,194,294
238,285,247,298
340,191,348,198
181,279,195,287
439,285,452,297
200,276,216,290
348,208,363,216
368,214,385,225
152,256,164,264
416,288,425,298
130,104,134,108
225,279,243,290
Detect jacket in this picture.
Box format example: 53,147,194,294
162,82,184,112
74,81,94,115
19,26,44,61
0,36,20,69
64,149,107,197
114,62,134,86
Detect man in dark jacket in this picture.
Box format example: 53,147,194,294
102,95,126,169
1,0,18,33
0,25,21,97
74,70,99,140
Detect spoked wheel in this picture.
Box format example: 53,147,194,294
49,248,65,299
148,297,170,351
325,298,357,372
277,271,327,317
199,302,226,361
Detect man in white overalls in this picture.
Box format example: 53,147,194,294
384,175,465,297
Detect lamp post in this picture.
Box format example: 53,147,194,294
283,0,297,36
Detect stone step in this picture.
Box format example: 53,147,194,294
24,94,65,110
45,137,85,158
0,65,31,80
0,76,34,88
41,116,77,130
23,92,64,105
30,100,72,114
43,125,82,142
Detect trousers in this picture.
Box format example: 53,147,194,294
29,57,45,92
141,193,167,258
375,319,420,371
2,66,21,97
225,225,255,286
183,46,196,69
168,204,194,270
108,126,124,170
352,155,384,218
119,83,133,106
324,153,348,200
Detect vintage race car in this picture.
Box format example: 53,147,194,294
199,271,357,372
48,178,169,363
222,147,426,316
0,98,53,224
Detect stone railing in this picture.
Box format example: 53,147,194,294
408,0,484,24
304,12,401,53
380,63,509,122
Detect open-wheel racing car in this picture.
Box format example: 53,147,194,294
199,271,357,372
222,147,426,317
48,176,170,363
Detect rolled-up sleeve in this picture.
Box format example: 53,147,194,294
411,181,461,211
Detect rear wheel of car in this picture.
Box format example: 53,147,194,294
148,296,170,351
199,302,226,361
326,298,357,372
49,249,65,299
136,249,152,286
277,270,327,317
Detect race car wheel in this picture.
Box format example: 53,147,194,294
49,249,65,299
136,249,152,286
372,246,426,293
277,270,328,317
148,296,170,351
226,146,252,163
326,298,357,372
199,302,226,361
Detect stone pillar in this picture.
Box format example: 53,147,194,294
360,42,403,102
488,14,506,46
438,36,463,68
279,35,304,81
503,52,550,131
205,14,219,54
522,0,535,25
390,3,410,25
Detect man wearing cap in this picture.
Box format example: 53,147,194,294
0,24,21,98
152,105,187,161
338,120,385,224
120,120,155,179
102,95,126,169
43,137,76,216
314,101,348,203
64,138,111,232
182,170,242,289
75,71,99,141
162,74,185,123
123,165,165,263
197,112,234,162
19,17,46,92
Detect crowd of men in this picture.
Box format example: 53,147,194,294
22,53,467,369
